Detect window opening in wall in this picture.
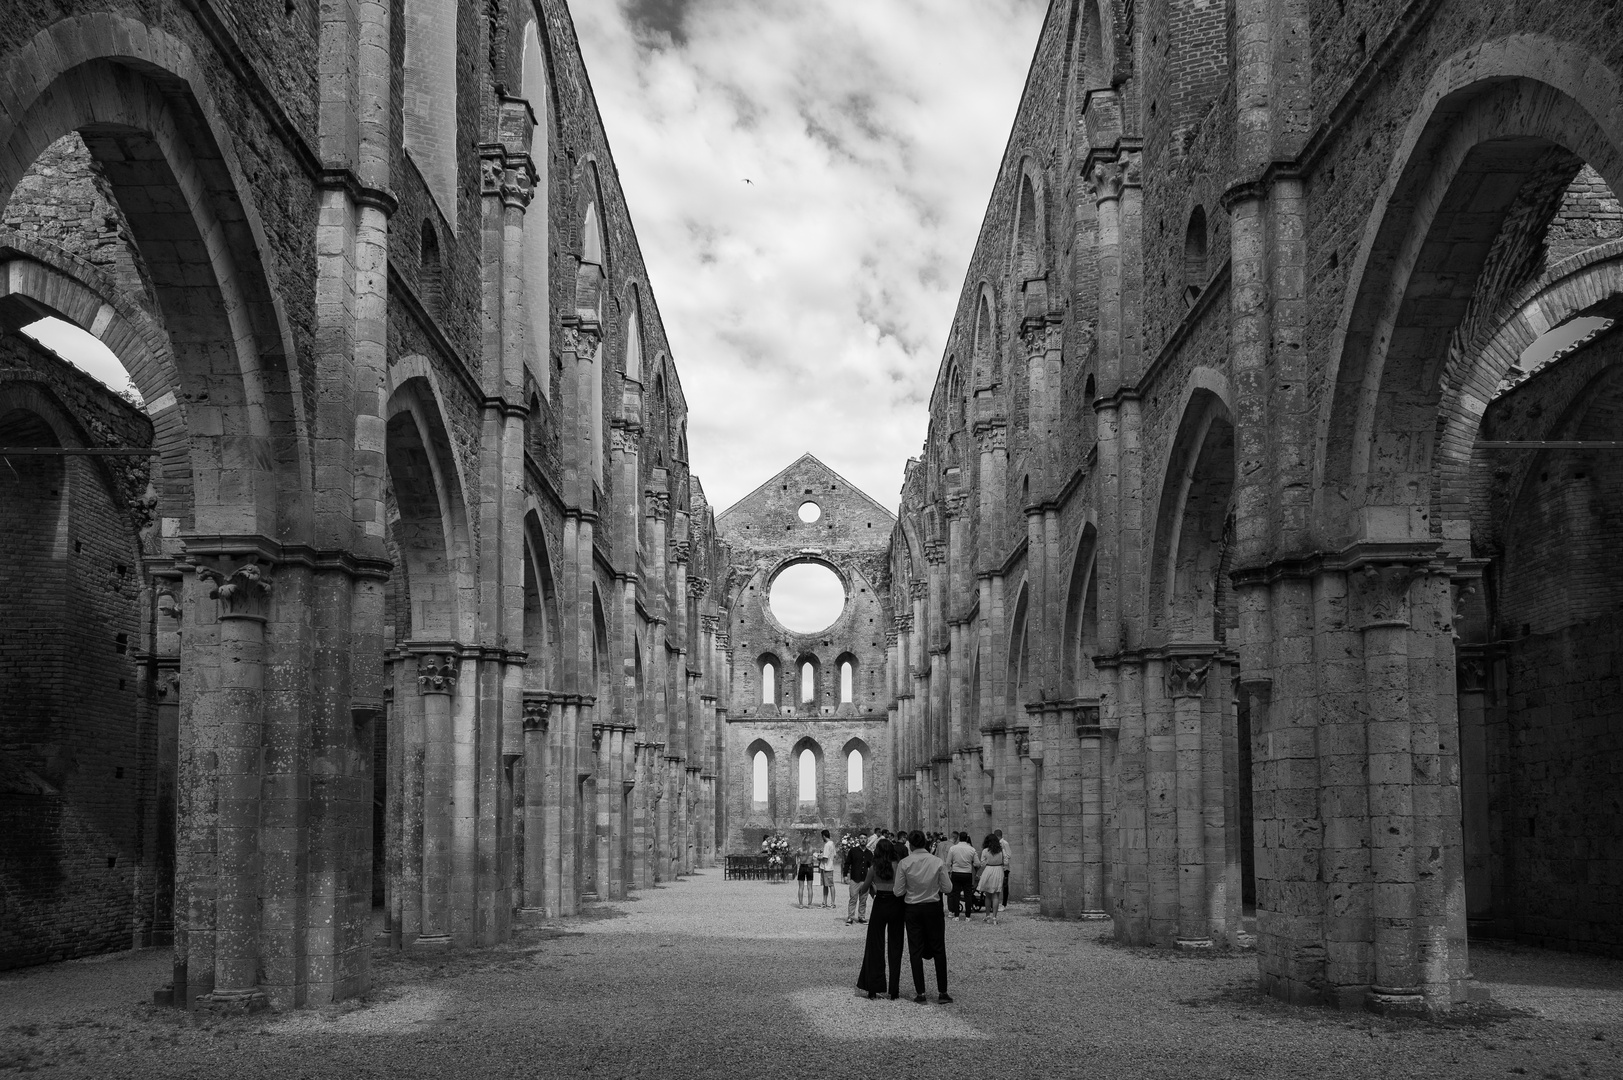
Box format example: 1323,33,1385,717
520,20,551,397
420,221,443,315
403,0,458,220
752,751,768,802
761,658,777,705
1507,316,1615,391
847,750,864,793
840,660,854,703
800,661,815,703
21,318,143,406
798,749,816,801
797,500,821,523
1183,206,1209,307
769,561,846,634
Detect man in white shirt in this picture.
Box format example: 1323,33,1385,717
945,832,978,920
819,829,837,908
894,829,954,1003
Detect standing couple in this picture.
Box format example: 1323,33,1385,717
849,830,953,1004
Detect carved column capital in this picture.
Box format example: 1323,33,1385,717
975,423,1007,454
561,322,602,355
943,491,971,520
645,490,671,520
1166,657,1213,699
1089,150,1142,203
908,579,929,600
197,560,272,620
417,653,459,696
687,576,709,600
523,698,550,732
669,539,692,565
1348,563,1423,630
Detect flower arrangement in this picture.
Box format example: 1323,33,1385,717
760,832,790,868
837,832,866,860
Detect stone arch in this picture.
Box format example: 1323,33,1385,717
519,16,553,397
972,285,1000,390
1013,161,1047,287
0,16,312,537
746,737,775,806
1061,522,1101,697
1007,579,1031,713
1149,388,1236,643
795,651,822,707
403,0,458,220
1435,243,1623,534
1183,206,1209,306
791,736,825,808
522,510,559,690
623,283,644,384
591,586,610,705
757,651,781,708
1316,40,1623,544
842,737,870,795
0,236,190,524
384,369,475,642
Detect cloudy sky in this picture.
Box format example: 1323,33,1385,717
569,0,1047,513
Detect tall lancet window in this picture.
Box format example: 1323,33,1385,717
798,749,816,802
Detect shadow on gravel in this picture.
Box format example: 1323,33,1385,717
1177,982,1532,1031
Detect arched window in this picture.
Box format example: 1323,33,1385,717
800,660,815,703
761,657,778,706
403,0,457,219
579,201,605,486
419,221,443,315
847,749,864,793
625,291,643,383
1183,206,1208,306
752,750,769,802
839,659,854,703
520,20,551,395
798,749,817,801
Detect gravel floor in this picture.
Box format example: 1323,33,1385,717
2,871,1621,1078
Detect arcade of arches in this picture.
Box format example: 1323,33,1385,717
0,0,1621,1020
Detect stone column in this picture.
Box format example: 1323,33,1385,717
415,652,457,944
194,559,273,1012
1076,703,1108,919
1017,728,1038,900
1168,655,1215,949
521,699,549,912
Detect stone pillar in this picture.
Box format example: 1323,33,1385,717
415,652,457,943
520,699,549,911
1168,655,1215,949
1017,729,1038,900
190,560,273,1011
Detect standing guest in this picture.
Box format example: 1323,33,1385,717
894,829,953,1003
845,831,873,925
945,832,978,920
855,839,905,1000
865,828,881,852
796,838,816,908
995,829,1012,906
977,833,1006,925
820,829,838,908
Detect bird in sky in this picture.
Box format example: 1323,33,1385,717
742,178,753,185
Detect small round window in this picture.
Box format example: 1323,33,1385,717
798,501,822,523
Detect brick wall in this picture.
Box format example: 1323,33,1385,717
0,334,154,970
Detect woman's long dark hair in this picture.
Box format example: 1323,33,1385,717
983,834,1000,858
873,839,897,882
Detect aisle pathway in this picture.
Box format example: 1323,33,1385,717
1,870,1620,1078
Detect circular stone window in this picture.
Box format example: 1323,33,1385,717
769,561,846,634
797,500,822,523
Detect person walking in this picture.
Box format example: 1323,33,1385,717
977,832,1006,925
854,839,905,999
894,829,953,1003
820,829,838,909
995,829,1012,907
944,832,977,920
845,831,873,925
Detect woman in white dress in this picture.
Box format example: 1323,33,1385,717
976,832,1005,924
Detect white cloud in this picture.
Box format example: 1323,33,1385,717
570,0,1046,512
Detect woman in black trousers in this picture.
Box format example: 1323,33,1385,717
854,839,904,999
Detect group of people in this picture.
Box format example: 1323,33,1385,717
799,826,1014,1004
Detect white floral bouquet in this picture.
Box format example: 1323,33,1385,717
837,832,866,859
760,832,790,868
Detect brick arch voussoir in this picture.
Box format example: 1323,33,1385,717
1316,37,1623,542
0,14,313,533
0,236,192,521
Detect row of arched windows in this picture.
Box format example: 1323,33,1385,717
750,746,864,801
758,655,857,706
